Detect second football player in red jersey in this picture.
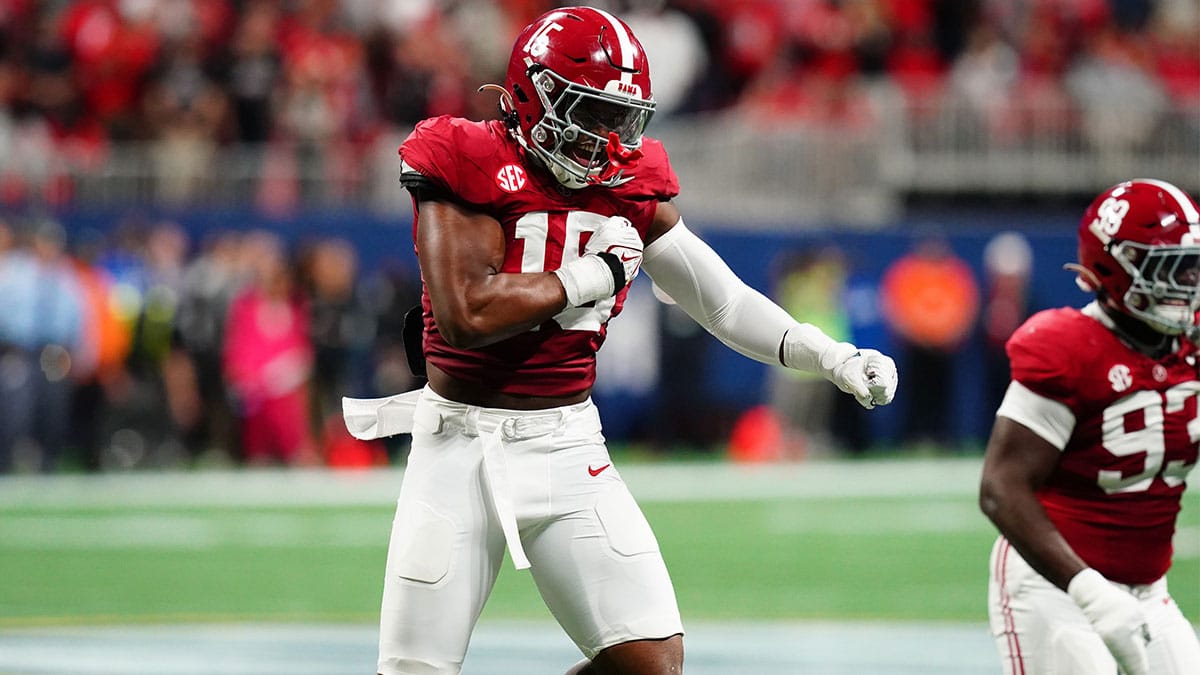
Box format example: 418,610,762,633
352,6,899,675
980,179,1200,675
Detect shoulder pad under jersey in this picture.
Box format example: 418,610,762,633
399,117,518,208
610,136,680,202
1006,308,1091,404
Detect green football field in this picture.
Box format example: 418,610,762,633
0,459,1196,628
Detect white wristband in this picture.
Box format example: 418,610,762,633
555,255,616,307
781,323,845,375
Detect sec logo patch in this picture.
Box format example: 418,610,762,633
1108,364,1132,392
496,164,527,193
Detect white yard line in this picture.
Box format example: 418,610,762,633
0,511,388,549
0,620,1005,675
0,458,990,509
1,460,1194,555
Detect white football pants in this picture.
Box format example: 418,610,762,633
988,536,1200,674
377,387,683,675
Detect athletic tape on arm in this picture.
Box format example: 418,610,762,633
642,219,799,365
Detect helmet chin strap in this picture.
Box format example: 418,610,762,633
1070,261,1192,355
1187,324,1200,347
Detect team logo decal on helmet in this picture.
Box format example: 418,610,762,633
482,6,656,190
1071,179,1200,335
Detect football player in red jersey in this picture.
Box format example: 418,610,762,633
360,6,899,675
980,179,1200,675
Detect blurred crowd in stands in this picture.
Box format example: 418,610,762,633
0,214,423,472
0,0,1196,472
0,0,1195,207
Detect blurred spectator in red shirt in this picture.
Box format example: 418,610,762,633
59,0,161,140
222,230,317,466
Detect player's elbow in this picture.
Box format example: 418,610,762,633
436,317,491,350
978,486,999,522
427,296,492,349
978,474,1009,525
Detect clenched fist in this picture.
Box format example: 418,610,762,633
824,343,899,410
555,215,644,307
584,215,644,287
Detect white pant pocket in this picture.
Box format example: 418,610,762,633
390,501,456,584
595,487,660,557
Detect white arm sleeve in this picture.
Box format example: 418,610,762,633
642,218,833,368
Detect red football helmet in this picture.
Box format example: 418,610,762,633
1075,178,1200,335
500,6,655,189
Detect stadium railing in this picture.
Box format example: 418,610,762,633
3,96,1196,229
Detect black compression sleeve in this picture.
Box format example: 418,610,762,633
400,171,455,203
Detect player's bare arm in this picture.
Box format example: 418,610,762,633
979,417,1087,590
645,200,681,246
416,199,568,349
977,180,1200,675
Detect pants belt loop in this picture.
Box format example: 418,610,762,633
464,407,480,437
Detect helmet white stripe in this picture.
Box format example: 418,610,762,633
1141,178,1200,223
591,7,634,84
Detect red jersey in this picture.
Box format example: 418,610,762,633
399,116,680,397
1007,306,1199,584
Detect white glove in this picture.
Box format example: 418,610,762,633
554,216,643,306
1067,568,1151,675
780,325,897,409
822,343,898,409
585,215,643,283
